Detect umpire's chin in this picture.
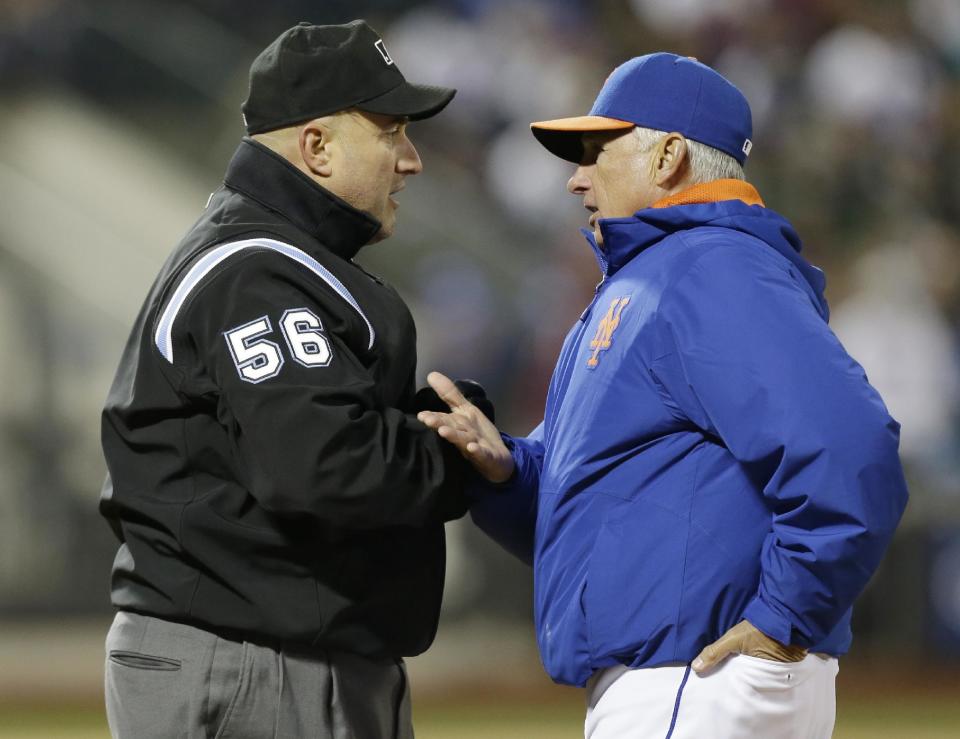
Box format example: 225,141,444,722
369,203,398,244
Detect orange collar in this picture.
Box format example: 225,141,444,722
651,179,764,209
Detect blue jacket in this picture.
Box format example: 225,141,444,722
471,184,909,687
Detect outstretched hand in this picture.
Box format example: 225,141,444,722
692,619,808,675
417,371,515,484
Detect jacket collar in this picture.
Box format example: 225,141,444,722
223,138,381,261
582,178,829,319
586,180,766,276
649,180,763,209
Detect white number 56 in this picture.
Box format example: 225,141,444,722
224,308,332,383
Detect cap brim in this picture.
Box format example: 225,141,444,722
530,115,634,163
357,81,456,121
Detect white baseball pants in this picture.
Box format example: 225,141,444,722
585,653,838,739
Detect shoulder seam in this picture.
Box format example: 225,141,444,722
154,237,376,363
660,231,789,309
658,233,726,306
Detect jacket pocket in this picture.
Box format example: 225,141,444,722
108,650,181,671
583,499,687,663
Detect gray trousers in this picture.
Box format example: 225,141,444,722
104,611,413,739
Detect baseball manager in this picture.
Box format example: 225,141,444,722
100,20,466,738
418,53,910,738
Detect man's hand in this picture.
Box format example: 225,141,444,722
416,371,515,484
414,379,495,423
692,619,808,675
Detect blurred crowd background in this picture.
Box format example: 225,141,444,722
1,0,959,724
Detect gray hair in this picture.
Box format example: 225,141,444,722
633,127,745,182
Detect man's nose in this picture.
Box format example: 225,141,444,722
567,166,591,195
397,133,423,175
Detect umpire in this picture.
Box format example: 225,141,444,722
100,21,463,738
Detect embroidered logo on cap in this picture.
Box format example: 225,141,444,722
374,39,394,66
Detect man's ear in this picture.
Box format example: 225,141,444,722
652,132,689,189
299,119,335,178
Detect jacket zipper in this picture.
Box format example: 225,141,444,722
546,275,608,438
579,275,606,322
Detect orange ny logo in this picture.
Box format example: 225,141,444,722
587,296,630,368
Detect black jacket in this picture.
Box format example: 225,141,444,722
100,138,466,658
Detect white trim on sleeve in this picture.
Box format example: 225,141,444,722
154,237,375,363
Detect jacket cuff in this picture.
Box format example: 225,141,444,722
742,596,797,647
463,434,524,497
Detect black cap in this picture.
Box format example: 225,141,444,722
242,20,456,134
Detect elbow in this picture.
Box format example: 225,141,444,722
826,410,909,540
858,462,909,543
860,420,910,530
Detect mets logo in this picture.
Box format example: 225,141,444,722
587,296,630,369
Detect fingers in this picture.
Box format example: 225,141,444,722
417,410,475,436
436,423,476,448
692,642,726,675
417,410,481,451
417,408,504,470
416,410,446,429
426,371,470,411
692,624,743,675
